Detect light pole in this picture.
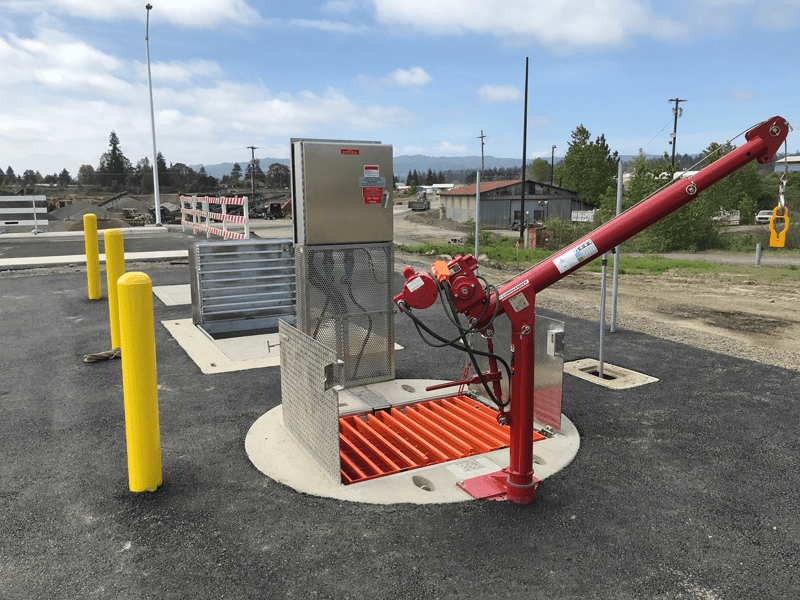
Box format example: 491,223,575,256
550,144,556,186
145,4,162,225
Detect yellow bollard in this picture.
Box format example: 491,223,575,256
104,229,125,349
118,272,162,492
83,214,101,300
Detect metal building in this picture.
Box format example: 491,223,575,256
440,180,584,228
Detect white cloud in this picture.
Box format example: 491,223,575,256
371,0,688,52
23,0,262,28
0,29,133,97
435,142,468,155
357,66,432,91
387,67,432,87
398,145,427,155
150,60,224,84
0,25,418,174
289,18,368,34
478,84,522,103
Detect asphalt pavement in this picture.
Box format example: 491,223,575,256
2,227,800,598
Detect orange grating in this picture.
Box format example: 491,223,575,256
339,395,545,485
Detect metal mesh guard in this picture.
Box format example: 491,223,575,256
279,319,341,483
297,243,394,387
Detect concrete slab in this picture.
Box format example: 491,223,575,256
164,314,405,374
564,358,659,389
162,318,281,374
245,398,580,505
152,284,192,306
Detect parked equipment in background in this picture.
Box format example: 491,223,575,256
408,191,431,212
263,202,285,220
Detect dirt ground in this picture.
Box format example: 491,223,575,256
396,207,800,372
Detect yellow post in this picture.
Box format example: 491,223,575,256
104,229,126,349
118,272,162,492
83,214,101,300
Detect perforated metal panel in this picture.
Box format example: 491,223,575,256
467,314,565,431
279,319,341,483
296,242,394,388
189,238,294,333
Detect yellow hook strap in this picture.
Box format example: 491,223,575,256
769,206,789,248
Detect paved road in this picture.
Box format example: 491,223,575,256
1,214,797,270
2,266,799,598
0,228,190,260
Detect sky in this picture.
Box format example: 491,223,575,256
1,0,799,178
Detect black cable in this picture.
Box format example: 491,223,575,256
439,276,500,336
308,251,347,339
441,285,509,408
344,275,372,379
399,301,511,408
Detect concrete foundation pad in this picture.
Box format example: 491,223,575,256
163,317,405,375
153,284,192,306
245,383,581,505
564,358,659,389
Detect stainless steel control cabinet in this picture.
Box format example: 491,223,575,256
291,139,395,388
291,139,393,245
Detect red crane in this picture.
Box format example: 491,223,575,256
394,116,790,504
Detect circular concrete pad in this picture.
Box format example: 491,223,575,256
246,399,580,505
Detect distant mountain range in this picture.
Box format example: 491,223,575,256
190,154,649,181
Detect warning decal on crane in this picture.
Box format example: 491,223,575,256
552,238,598,274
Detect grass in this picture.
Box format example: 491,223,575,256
395,237,800,284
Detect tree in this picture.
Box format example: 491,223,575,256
196,167,217,192
618,151,727,252
5,166,15,183
698,142,761,211
169,162,193,190
135,158,153,192
58,169,72,186
156,151,169,187
529,157,551,183
230,163,242,183
78,164,98,187
245,159,264,187
21,169,37,187
266,163,290,188
98,131,129,187
560,125,619,206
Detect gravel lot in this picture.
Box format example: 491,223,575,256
393,206,800,372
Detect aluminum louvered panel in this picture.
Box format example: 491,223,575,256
189,238,295,332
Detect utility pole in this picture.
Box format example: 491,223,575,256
478,130,486,175
550,144,556,186
669,98,686,167
247,146,258,198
